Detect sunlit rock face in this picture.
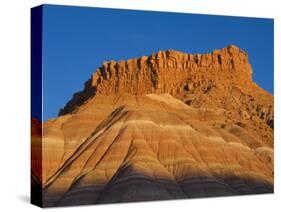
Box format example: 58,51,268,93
32,45,273,207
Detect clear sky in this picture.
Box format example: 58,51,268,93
41,4,273,121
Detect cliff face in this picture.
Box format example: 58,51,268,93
59,45,254,115
33,45,274,207
59,45,273,145
91,45,253,95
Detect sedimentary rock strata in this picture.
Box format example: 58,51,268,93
32,45,274,207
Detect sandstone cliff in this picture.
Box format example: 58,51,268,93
59,45,273,146
60,45,255,114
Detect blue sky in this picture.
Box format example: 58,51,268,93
42,4,273,121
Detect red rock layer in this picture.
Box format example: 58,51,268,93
59,45,273,146
59,45,254,115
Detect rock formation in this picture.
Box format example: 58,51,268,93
32,45,274,207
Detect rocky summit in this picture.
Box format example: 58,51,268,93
32,45,274,207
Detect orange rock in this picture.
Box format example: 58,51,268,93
32,45,273,207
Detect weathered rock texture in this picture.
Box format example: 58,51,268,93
59,45,273,145
32,45,274,207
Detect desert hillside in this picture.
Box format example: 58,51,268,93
32,45,274,207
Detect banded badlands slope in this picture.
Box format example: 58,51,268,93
32,45,274,207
